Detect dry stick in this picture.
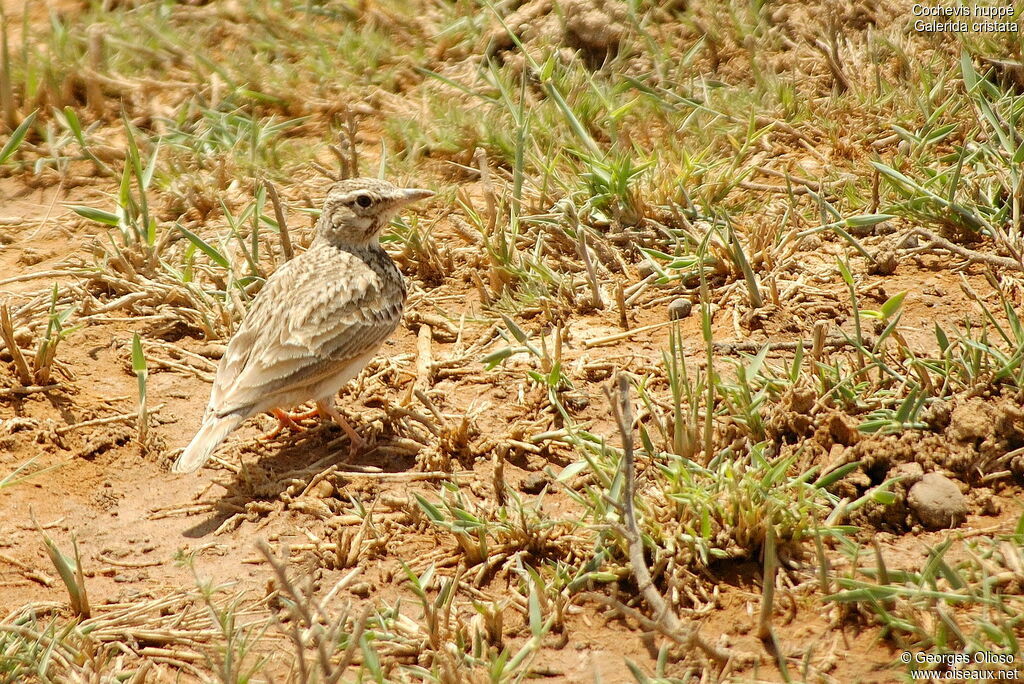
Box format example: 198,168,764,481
606,374,729,668
0,551,55,586
986,215,1024,269
577,229,604,309
344,108,359,179
710,334,877,355
54,403,165,435
814,34,851,94
0,625,78,671
492,446,507,506
96,554,162,569
768,275,781,307
146,355,213,382
334,605,373,676
907,227,1024,271
739,179,817,196
582,591,746,680
85,26,105,117
137,648,203,663
1016,168,1024,243
0,304,32,385
25,174,65,242
753,116,827,164
0,269,81,287
469,269,493,305
474,147,497,237
869,166,880,214
583,320,675,348
263,180,294,261
389,404,440,436
310,160,339,182
756,166,823,192
257,540,357,684
257,540,335,679
330,120,352,179
614,282,630,331
756,523,787,679
415,324,433,391
811,320,828,364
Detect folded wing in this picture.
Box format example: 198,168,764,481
207,248,403,419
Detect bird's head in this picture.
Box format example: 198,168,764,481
316,178,433,246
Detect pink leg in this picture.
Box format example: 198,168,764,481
316,400,366,454
286,406,321,421
260,408,305,440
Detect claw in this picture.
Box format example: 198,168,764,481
259,403,365,455
260,408,311,440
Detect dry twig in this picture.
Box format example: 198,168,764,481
906,226,1024,272
606,374,730,668
0,304,32,385
263,180,294,261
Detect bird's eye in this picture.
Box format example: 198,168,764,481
356,194,372,208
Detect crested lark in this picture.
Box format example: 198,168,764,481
173,178,433,473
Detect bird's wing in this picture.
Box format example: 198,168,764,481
207,247,403,417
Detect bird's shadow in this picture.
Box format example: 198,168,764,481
181,414,417,538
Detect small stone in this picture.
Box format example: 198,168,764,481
563,392,590,412
349,582,372,598
908,473,967,529
849,221,874,238
899,233,919,249
637,260,656,278
668,298,692,320
520,471,549,494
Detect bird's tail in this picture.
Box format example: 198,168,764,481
172,414,243,473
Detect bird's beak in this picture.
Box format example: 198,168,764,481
399,188,434,204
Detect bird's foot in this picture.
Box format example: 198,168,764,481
287,406,322,421
315,400,366,455
260,408,314,441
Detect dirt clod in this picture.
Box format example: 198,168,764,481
487,0,628,65
948,400,991,442
892,461,923,487
868,249,897,275
520,471,549,494
907,473,967,529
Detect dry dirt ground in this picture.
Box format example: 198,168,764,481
1,0,1023,682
